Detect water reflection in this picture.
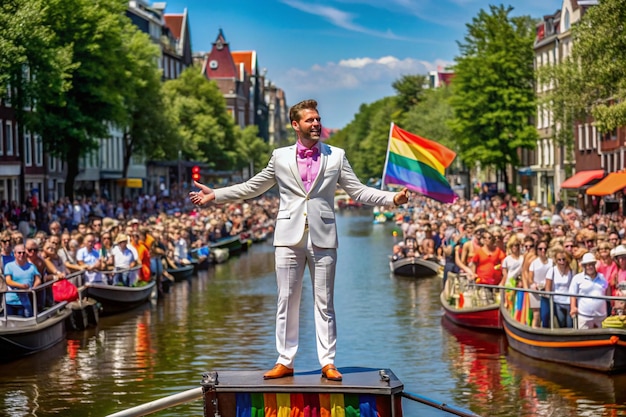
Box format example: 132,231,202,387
0,214,625,416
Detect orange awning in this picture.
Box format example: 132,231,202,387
586,172,626,196
560,170,605,189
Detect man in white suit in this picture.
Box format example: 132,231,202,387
190,99,408,381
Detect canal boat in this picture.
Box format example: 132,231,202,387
0,300,71,362
166,264,195,282
389,256,440,278
209,235,243,256
500,302,626,373
105,367,480,417
84,280,157,316
440,274,501,330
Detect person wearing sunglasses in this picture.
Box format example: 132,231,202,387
25,238,54,308
611,245,626,315
596,243,617,293
3,244,41,317
569,252,609,329
526,239,553,328
545,248,574,328
0,230,14,270
470,232,505,286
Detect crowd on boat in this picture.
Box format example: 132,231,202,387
392,192,626,330
0,193,279,318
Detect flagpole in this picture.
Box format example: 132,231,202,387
380,122,394,191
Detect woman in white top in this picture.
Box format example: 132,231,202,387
526,239,553,328
545,247,574,328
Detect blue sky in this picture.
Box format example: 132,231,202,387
163,0,561,129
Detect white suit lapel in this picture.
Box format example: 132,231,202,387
287,145,307,193
308,143,327,193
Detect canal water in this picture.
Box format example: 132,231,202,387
0,211,625,416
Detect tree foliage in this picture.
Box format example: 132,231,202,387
328,97,400,181
22,0,136,198
449,4,537,185
162,67,239,169
119,26,178,176
0,0,74,197
401,85,455,151
541,0,626,134
235,125,272,175
392,74,427,112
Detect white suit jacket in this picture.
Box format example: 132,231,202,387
214,143,396,248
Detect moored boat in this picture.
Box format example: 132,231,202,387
501,295,626,373
440,274,501,330
209,235,243,256
84,280,157,316
389,256,440,278
166,264,195,282
0,300,71,362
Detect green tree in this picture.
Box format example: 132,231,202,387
119,27,178,176
162,67,238,169
392,74,427,112
449,4,537,189
329,97,400,181
541,0,626,135
0,0,74,199
401,85,455,151
24,0,134,198
235,125,272,175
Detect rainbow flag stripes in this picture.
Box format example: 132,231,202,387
235,392,390,417
383,124,457,204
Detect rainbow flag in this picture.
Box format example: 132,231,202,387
382,123,457,203
236,392,385,417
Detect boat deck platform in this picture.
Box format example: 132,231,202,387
202,367,403,417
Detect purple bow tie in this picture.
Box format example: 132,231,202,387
298,147,319,159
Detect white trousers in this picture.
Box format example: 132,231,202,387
274,229,337,368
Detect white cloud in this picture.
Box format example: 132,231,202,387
277,55,452,93
273,54,453,127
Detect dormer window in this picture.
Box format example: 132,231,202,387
216,40,224,50
209,60,218,69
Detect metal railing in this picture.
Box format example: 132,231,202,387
470,281,626,329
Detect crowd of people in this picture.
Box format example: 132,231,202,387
0,193,279,318
393,193,626,329
3,187,626,330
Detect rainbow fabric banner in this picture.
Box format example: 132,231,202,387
383,124,457,204
235,392,390,417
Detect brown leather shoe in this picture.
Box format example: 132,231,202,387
263,364,294,379
321,364,342,381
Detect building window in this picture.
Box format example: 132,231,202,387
49,155,56,172
35,135,43,166
564,10,570,31
0,119,3,156
5,121,13,156
24,131,32,166
577,124,583,151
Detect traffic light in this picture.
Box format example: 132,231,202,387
191,165,201,182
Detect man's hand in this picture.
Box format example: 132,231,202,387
189,180,216,206
393,188,410,206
